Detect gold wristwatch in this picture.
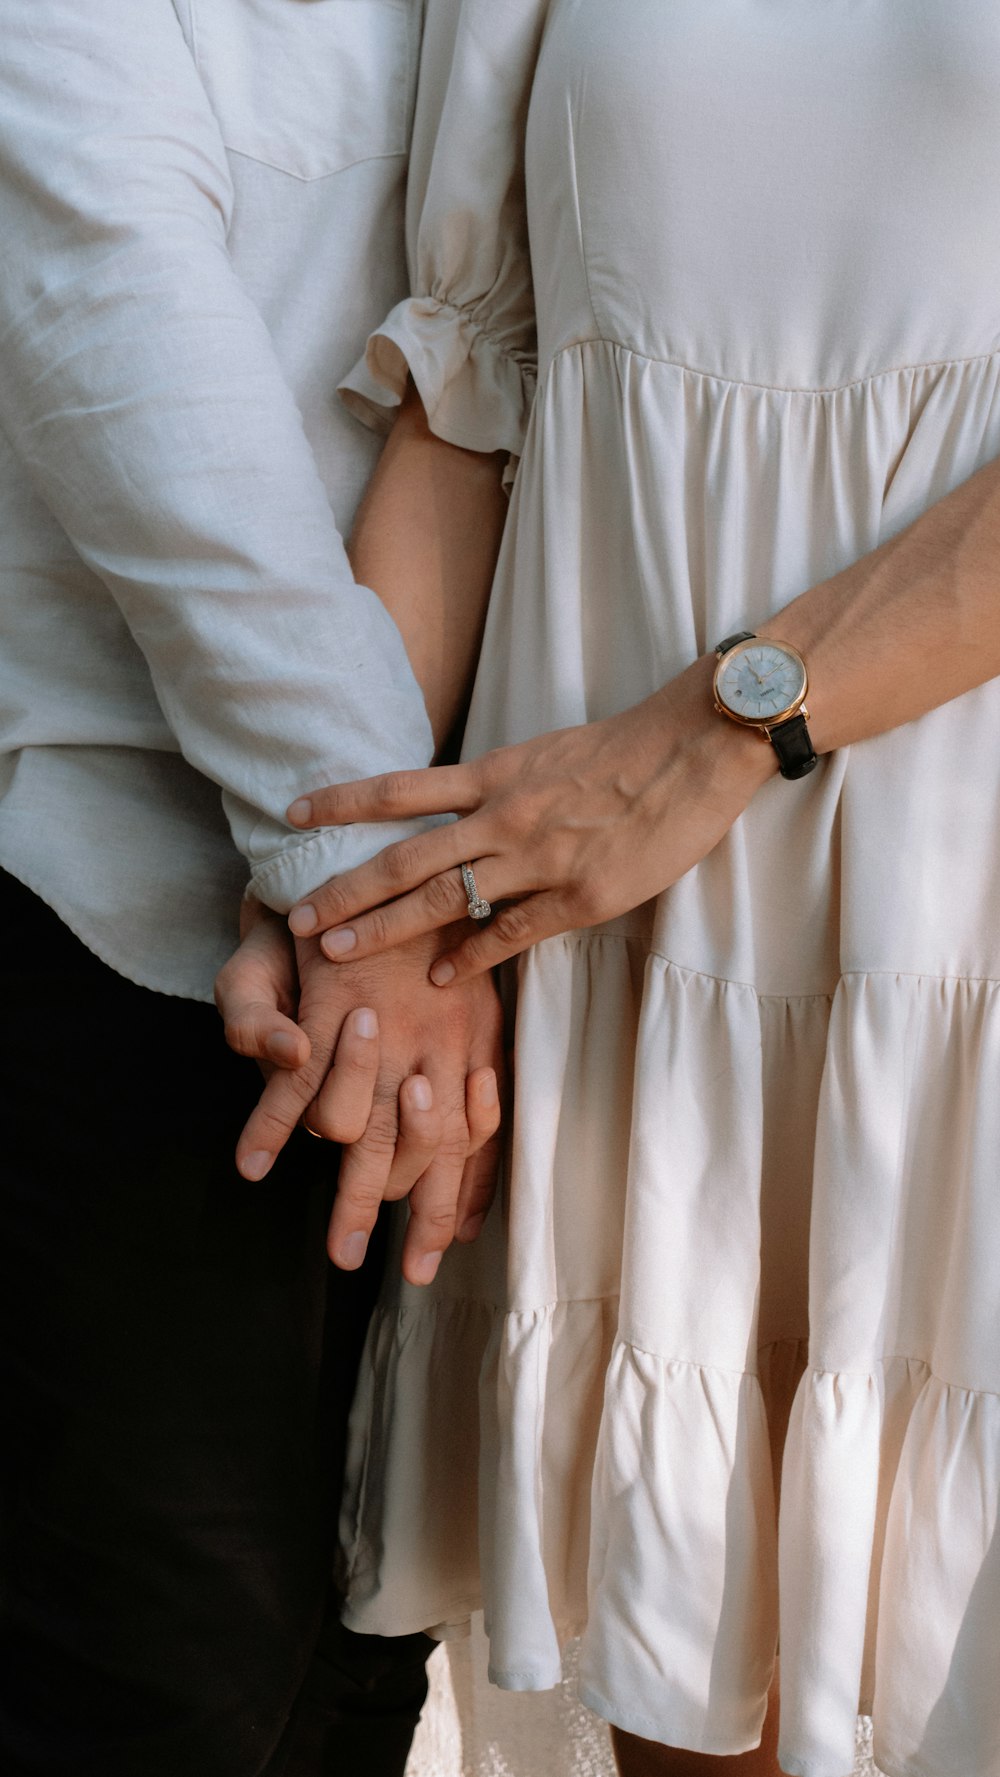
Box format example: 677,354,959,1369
712,630,817,780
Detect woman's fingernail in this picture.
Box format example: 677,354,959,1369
322,927,357,958
354,1007,377,1039
287,798,313,825
430,959,456,986
478,1072,499,1106
408,1075,433,1111
240,1150,273,1181
410,1250,442,1286
266,1030,301,1066
288,903,317,936
337,1231,368,1270
458,1212,486,1243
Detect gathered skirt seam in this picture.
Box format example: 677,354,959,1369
545,334,1000,397
551,937,1000,995
388,1292,620,1323
809,1356,1000,1399
375,1301,1000,1397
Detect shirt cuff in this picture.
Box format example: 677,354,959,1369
248,815,449,914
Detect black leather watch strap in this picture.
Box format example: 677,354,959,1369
766,712,818,780
715,629,756,657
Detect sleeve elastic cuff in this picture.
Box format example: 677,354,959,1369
339,295,535,460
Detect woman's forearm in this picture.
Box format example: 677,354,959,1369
348,381,509,753
762,453,1000,755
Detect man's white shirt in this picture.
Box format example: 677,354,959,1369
0,0,430,999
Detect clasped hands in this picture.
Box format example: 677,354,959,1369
215,898,505,1288
217,658,775,1287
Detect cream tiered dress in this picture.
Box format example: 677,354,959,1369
339,5,1000,1776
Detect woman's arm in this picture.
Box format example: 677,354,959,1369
284,448,1000,983
346,378,510,752
767,450,1000,753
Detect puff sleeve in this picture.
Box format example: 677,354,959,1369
341,0,550,459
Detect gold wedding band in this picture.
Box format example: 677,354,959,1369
301,1119,324,1140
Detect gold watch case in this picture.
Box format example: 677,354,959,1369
712,635,810,734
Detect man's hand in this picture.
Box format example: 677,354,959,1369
215,915,503,1287
216,896,312,1072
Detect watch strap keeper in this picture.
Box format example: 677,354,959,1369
766,711,818,780
715,629,756,657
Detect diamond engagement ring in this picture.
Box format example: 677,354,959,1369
460,861,492,921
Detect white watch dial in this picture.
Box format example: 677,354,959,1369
716,642,806,722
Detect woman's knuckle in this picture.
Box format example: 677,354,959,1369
478,747,510,793
427,871,461,916
376,771,407,813
385,840,417,885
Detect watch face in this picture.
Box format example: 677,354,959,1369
715,640,807,724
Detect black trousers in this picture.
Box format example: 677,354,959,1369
0,875,432,1777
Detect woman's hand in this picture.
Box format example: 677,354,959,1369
286,656,777,985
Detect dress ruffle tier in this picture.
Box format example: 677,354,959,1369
339,930,1000,1777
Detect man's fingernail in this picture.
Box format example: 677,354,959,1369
240,1150,273,1182
408,1075,433,1111
337,1232,368,1270
430,959,456,986
458,1212,486,1243
410,1251,442,1285
478,1072,499,1106
266,1030,301,1065
287,798,313,825
288,903,317,936
322,928,357,958
354,1007,377,1039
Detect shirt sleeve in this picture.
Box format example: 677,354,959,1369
340,0,549,461
0,0,437,913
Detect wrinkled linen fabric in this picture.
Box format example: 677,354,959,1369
339,4,1000,1776
0,0,433,998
